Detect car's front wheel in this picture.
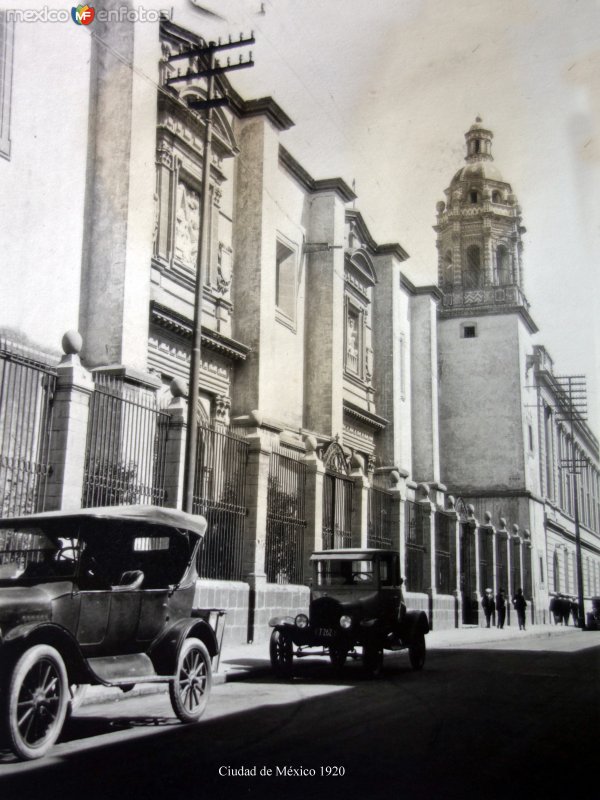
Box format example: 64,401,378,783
408,633,426,670
269,629,294,678
169,638,212,723
4,644,69,760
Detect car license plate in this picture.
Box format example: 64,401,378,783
316,628,334,637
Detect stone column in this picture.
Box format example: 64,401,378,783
45,332,94,511
163,378,187,510
469,505,481,624
417,484,436,624
446,495,462,627
303,436,324,580
351,455,370,548
242,425,272,584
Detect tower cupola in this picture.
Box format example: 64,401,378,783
434,119,531,322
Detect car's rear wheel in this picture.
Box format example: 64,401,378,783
169,638,212,723
362,642,384,678
5,645,69,760
269,629,294,678
409,633,426,670
329,645,348,670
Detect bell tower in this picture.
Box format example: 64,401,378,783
435,118,538,502
435,117,528,310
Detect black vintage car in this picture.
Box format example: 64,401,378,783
268,549,429,677
0,506,220,760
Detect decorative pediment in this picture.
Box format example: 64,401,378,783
319,439,350,475
345,249,377,289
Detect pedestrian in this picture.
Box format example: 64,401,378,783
513,588,527,630
561,594,570,626
496,588,506,629
549,594,561,625
570,597,579,627
481,588,495,628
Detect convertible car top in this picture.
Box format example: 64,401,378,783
0,505,208,538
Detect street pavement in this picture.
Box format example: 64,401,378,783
77,622,592,706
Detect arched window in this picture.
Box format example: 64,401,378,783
496,245,510,285
469,189,479,204
492,190,502,203
463,245,482,289
553,550,560,593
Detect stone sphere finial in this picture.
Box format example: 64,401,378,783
351,452,365,472
467,503,475,518
62,330,82,356
170,377,187,398
304,435,318,453
499,517,507,530
249,410,263,427
417,482,430,501
512,523,519,535
389,469,400,487
447,494,456,510
436,200,445,213
484,511,492,524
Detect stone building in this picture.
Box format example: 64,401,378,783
1,10,598,641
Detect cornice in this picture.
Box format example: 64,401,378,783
150,301,250,362
400,273,443,301
279,146,356,202
343,401,388,431
439,302,539,334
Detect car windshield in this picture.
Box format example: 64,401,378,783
315,558,375,587
0,526,79,581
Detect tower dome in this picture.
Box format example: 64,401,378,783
434,119,528,310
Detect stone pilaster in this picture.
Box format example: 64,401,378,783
351,456,370,548
163,379,187,510
303,436,324,581
242,427,272,584
45,333,94,511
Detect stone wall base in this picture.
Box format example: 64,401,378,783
251,583,310,643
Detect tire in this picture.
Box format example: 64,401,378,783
5,645,69,760
269,629,294,678
169,638,212,723
362,642,384,678
329,646,348,671
409,633,426,671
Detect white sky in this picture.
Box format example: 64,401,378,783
185,0,600,430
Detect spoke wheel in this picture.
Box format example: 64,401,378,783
6,645,69,760
362,642,384,678
269,629,294,678
409,633,426,671
169,638,212,723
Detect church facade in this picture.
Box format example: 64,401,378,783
0,10,598,640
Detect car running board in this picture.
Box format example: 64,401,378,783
86,653,171,685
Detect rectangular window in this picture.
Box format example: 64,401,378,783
0,12,15,160
461,324,477,339
275,240,296,322
528,424,534,452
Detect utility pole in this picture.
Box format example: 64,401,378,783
555,375,588,629
166,34,254,514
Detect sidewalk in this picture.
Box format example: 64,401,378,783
77,623,585,707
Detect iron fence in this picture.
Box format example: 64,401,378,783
194,423,248,581
323,471,353,549
435,510,454,594
82,375,169,508
0,339,57,517
367,487,393,548
405,500,426,592
479,529,494,594
266,447,306,584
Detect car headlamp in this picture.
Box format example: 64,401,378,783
295,613,309,629
339,615,352,629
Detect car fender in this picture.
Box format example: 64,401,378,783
1,622,93,684
401,610,430,641
149,618,219,676
268,616,295,628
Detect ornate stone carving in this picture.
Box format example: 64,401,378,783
156,142,174,169
174,182,200,267
216,241,233,295
215,395,231,425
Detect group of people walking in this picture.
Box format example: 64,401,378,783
549,593,579,626
481,587,528,630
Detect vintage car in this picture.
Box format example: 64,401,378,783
0,505,221,760
269,548,429,678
